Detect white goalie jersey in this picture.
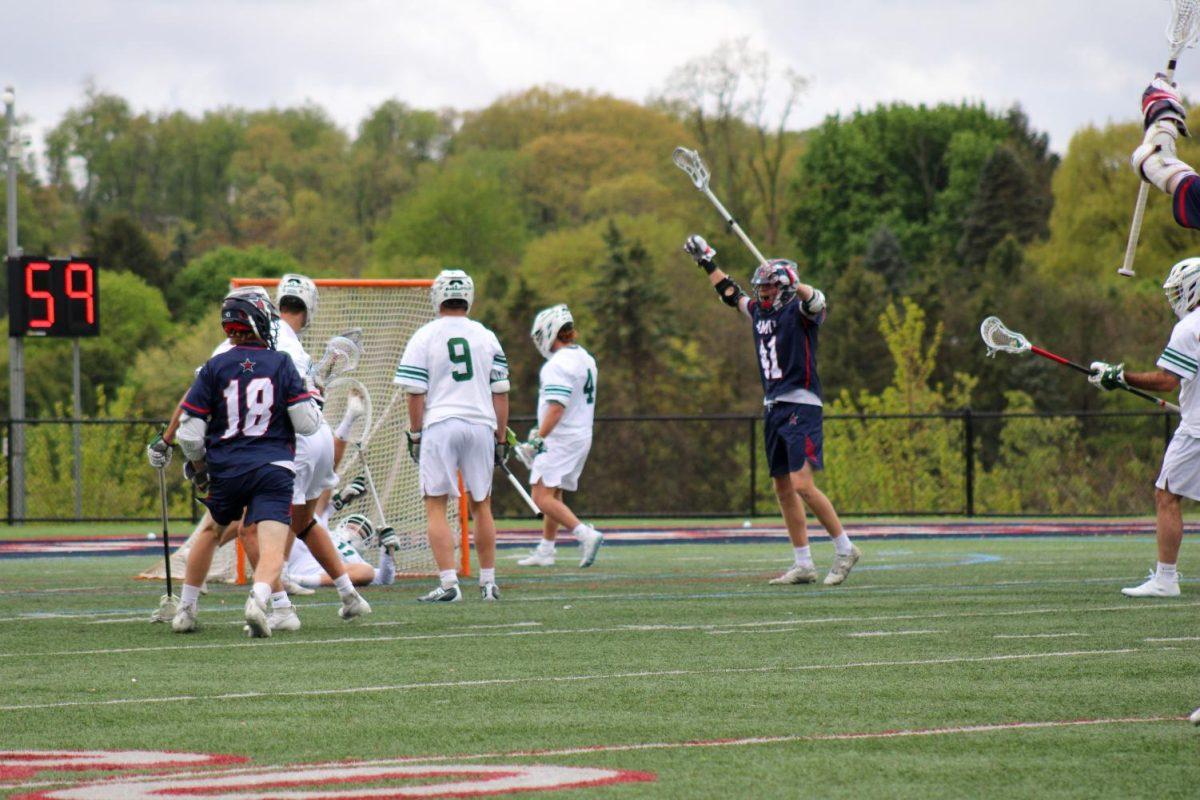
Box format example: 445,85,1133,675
1157,308,1200,436
538,345,597,440
394,316,509,429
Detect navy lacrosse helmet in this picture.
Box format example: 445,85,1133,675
221,293,277,349
750,259,801,311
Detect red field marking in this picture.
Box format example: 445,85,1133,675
16,763,655,799
0,751,246,782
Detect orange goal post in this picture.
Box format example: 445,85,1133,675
138,277,469,585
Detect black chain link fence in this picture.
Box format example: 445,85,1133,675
0,409,1177,523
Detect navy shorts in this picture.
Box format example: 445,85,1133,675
202,465,295,527
763,402,824,477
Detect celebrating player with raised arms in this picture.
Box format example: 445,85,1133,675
396,269,510,602
173,291,320,637
684,236,860,586
515,304,603,568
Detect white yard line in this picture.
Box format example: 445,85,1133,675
846,630,944,638
0,648,1149,712
994,633,1088,639
1144,636,1200,642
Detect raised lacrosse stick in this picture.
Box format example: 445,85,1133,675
673,146,768,265
314,334,361,387
1120,0,1200,278
980,316,1180,412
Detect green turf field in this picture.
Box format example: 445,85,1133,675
0,536,1197,799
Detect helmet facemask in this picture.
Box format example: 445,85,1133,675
530,304,574,359
750,260,800,312
1163,257,1200,320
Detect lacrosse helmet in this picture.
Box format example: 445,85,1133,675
1164,257,1200,320
334,513,376,553
431,269,474,313
530,304,574,360
220,290,277,349
276,274,319,330
750,259,801,312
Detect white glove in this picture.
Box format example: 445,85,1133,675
684,234,717,271
146,433,173,470
1088,361,1126,391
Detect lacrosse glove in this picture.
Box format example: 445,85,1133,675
183,460,211,496
332,476,367,510
1143,74,1189,136
1088,361,1127,391
406,430,421,464
684,234,717,273
146,431,173,469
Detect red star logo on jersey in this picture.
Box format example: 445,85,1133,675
239,358,256,374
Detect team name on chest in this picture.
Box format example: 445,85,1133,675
755,319,776,336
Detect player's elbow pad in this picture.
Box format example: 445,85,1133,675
802,289,826,315
177,414,208,463
491,379,511,394
289,399,321,436
714,277,747,308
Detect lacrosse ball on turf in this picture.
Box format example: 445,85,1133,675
146,532,156,540
742,520,752,528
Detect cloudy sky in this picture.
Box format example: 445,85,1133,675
1,1,1182,162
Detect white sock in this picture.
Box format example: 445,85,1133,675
371,553,395,586
538,539,556,553
572,523,590,538
480,567,496,585
439,569,458,588
270,591,291,610
832,534,853,556
180,584,202,610
335,409,359,441
252,582,271,605
1157,562,1178,581
333,574,355,597
793,546,813,567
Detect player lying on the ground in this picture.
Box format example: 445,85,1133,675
1089,258,1200,598
174,290,320,638
515,304,603,568
287,513,398,588
397,269,509,602
684,235,860,586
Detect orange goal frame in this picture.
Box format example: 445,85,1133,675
231,277,472,578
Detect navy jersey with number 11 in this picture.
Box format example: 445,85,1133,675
182,344,311,478
749,299,824,402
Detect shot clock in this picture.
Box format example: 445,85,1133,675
7,256,99,337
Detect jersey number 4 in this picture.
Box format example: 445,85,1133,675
583,369,595,404
221,377,275,439
758,336,782,380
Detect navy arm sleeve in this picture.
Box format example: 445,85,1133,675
181,364,212,418
1173,174,1200,229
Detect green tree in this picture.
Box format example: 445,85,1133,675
167,245,300,323
89,212,167,290
957,144,1045,267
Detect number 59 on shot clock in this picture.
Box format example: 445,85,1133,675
7,256,100,337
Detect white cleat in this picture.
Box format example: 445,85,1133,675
171,604,198,633
823,545,862,586
418,583,463,603
1121,571,1181,598
244,595,271,638
1189,706,1200,726
577,526,604,568
768,564,818,585
267,606,302,632
338,591,372,619
480,583,500,601
283,574,315,596
517,549,556,567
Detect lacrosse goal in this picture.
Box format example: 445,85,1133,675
137,278,469,584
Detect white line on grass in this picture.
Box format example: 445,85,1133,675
0,648,1150,712
846,630,944,638
995,633,1088,639
1144,636,1200,642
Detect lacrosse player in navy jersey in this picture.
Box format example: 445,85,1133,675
1132,74,1200,225
173,292,321,638
685,235,860,586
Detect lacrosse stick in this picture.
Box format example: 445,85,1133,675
314,334,362,387
980,316,1181,412
673,146,768,265
505,426,534,470
496,453,542,519
149,467,179,623
1119,0,1200,278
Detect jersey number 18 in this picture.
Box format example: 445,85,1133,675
220,377,275,439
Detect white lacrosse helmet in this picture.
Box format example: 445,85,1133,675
431,269,474,313
1164,257,1200,319
276,273,319,329
334,513,376,553
530,304,574,360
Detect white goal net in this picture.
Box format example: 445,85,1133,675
138,278,456,584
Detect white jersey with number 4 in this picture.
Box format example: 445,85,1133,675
538,345,597,440
1157,308,1200,436
394,316,509,430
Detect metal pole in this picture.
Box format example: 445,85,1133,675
72,339,82,518
748,417,757,518
5,86,24,523
963,408,975,517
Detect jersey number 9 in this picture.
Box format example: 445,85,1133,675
447,337,474,382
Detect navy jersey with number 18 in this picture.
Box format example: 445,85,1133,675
182,344,311,478
749,299,824,402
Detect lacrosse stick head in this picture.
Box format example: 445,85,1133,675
979,316,1031,357
315,335,362,386
672,146,710,190
1169,0,1200,51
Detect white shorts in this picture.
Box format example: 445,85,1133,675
286,537,366,582
420,418,495,501
293,423,339,505
1156,430,1200,501
531,434,592,492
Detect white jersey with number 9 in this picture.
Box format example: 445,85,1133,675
394,316,509,430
